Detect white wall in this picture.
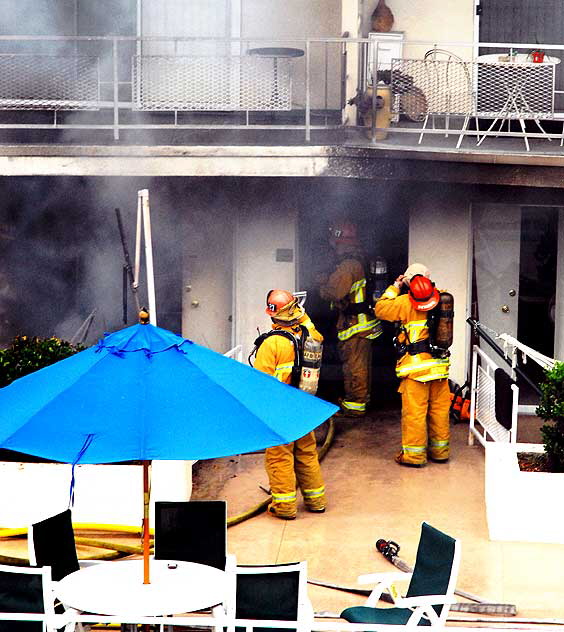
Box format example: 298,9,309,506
408,192,472,386
362,0,475,59
234,206,297,361
0,460,193,528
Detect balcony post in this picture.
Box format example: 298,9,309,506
305,40,311,142
113,37,120,141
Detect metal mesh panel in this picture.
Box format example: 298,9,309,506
476,61,555,119
476,365,511,442
391,58,474,117
132,55,292,111
0,54,99,110
391,58,555,121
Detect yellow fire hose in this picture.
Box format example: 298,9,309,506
0,419,335,564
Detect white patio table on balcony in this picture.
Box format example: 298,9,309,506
56,558,228,621
475,53,560,151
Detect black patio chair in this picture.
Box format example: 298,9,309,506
154,500,228,570
225,562,313,632
28,509,80,582
0,564,75,632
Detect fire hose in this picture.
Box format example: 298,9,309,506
307,535,518,617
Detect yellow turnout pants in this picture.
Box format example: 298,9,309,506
338,336,373,413
397,377,451,465
265,430,326,516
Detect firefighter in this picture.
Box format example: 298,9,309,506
375,265,451,467
253,289,327,519
318,222,382,418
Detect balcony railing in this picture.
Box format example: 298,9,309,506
0,34,564,154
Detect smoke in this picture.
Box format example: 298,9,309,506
0,173,411,353
0,176,186,346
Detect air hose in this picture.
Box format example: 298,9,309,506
0,418,336,564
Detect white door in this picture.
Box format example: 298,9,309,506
474,203,561,387
182,207,234,354
473,203,520,370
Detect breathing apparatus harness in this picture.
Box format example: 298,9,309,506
393,300,452,360
249,323,323,395
248,325,308,387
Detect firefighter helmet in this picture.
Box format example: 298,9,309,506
265,289,304,322
408,274,440,311
404,262,431,280
328,222,359,247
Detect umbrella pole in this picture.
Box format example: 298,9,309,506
142,460,151,584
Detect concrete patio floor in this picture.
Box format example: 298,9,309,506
191,403,564,625
1,402,563,628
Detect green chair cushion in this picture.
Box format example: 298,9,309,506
341,606,431,626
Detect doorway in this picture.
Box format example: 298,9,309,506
472,203,558,386
297,180,409,406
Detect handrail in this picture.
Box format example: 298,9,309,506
466,318,542,395
0,34,562,149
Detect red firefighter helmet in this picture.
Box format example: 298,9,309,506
328,222,359,247
408,274,440,311
265,289,304,322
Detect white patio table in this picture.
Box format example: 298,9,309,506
56,558,228,618
475,53,560,150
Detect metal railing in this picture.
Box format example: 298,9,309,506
0,34,563,151
469,344,519,447
224,344,243,362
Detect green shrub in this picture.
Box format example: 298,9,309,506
536,361,564,473
0,335,85,388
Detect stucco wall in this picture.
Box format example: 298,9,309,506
408,190,472,386
362,0,476,60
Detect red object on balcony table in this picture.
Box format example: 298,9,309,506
531,51,545,63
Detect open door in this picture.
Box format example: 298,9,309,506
473,203,557,385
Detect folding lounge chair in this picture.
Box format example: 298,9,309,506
341,522,460,629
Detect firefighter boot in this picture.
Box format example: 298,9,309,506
268,501,297,520
304,496,327,513
334,398,365,418
395,451,426,468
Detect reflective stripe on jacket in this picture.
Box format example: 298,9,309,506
320,257,381,342
375,284,450,382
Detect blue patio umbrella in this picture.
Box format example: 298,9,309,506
0,323,338,581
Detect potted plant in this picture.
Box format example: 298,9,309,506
484,361,564,544
536,361,564,472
